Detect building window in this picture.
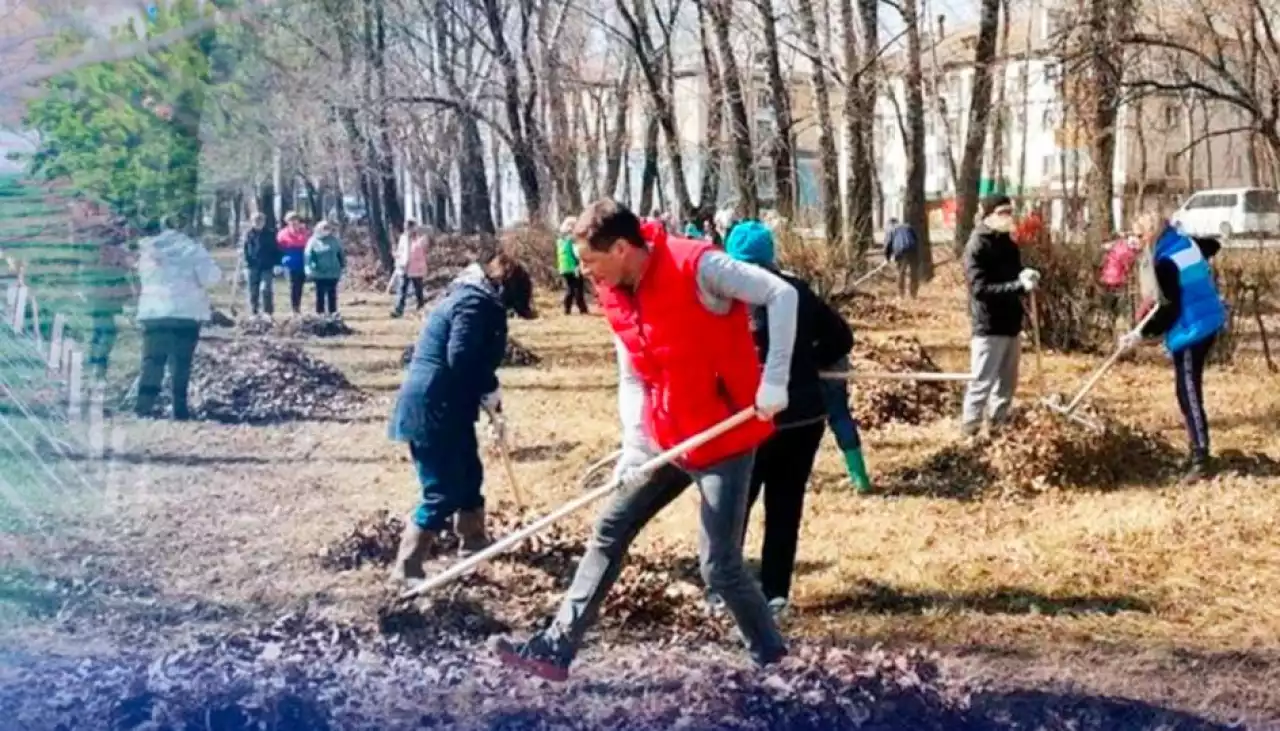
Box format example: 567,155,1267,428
1164,105,1180,127
1164,152,1180,176
757,165,777,201
1043,154,1056,177
1231,155,1244,178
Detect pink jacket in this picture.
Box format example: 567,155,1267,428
396,233,428,277
1099,237,1140,288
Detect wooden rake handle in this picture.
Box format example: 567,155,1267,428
399,408,759,601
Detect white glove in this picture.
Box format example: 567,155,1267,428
487,413,508,445
613,464,652,492
1018,268,1041,292
480,388,502,416
1118,329,1143,351
754,381,789,420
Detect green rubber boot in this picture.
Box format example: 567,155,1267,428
843,449,873,494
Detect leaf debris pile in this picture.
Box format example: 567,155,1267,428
841,293,917,327
234,314,356,338
0,615,989,731
320,508,718,644
401,336,541,369
116,339,368,423
883,404,1178,498
850,336,961,429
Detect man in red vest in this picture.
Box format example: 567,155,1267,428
491,199,798,681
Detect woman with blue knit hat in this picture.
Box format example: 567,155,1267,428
723,220,857,612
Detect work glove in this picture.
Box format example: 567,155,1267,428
480,388,502,417
613,464,652,492
1118,329,1143,352
754,381,789,420
487,413,508,446
1018,268,1041,292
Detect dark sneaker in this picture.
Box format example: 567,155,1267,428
1180,455,1213,485
489,634,571,682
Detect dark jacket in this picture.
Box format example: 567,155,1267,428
749,270,854,428
1141,234,1222,339
388,264,508,443
243,226,279,270
884,224,918,261
964,222,1025,337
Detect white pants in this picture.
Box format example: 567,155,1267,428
961,335,1021,432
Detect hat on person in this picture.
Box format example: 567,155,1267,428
559,216,576,235
723,220,775,267
980,195,1013,219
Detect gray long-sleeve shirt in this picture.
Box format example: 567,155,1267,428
615,250,797,464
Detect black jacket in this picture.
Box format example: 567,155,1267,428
243,226,280,270
963,222,1025,337
749,270,854,428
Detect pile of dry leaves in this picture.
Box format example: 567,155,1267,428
115,339,368,424
320,508,716,645
882,404,1178,498
839,293,917,328
401,337,542,369
234,314,356,339
849,336,961,429
0,612,981,731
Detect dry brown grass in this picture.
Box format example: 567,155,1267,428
8,249,1280,724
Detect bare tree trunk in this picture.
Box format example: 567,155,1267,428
640,111,660,214
903,0,932,278
480,0,543,219
795,0,842,243
697,1,725,212
755,0,796,218
492,122,504,230
603,61,633,199
989,0,1012,190
925,2,960,193
953,0,1000,250
706,0,759,217
458,113,496,234
1016,11,1033,203
841,0,876,258
617,0,695,218
1083,0,1133,243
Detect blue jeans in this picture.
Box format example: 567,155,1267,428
820,355,861,450
409,425,484,531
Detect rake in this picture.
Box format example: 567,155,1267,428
819,370,974,382
850,260,891,289
1042,306,1159,430
399,407,757,601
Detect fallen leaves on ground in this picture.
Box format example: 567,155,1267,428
850,336,961,429
233,314,356,338
401,336,541,369
882,404,1178,498
115,339,368,423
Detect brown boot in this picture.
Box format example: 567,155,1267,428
454,508,491,558
389,520,434,583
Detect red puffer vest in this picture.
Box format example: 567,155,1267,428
596,222,774,470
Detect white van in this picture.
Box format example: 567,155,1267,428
1170,187,1280,239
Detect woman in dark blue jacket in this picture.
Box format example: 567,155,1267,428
388,252,535,583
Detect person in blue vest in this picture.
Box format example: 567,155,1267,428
1119,212,1226,484
386,252,536,583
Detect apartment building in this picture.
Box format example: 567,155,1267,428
875,4,1257,232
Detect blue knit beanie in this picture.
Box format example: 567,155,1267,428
723,220,775,266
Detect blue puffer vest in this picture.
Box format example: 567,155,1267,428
1154,225,1226,353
